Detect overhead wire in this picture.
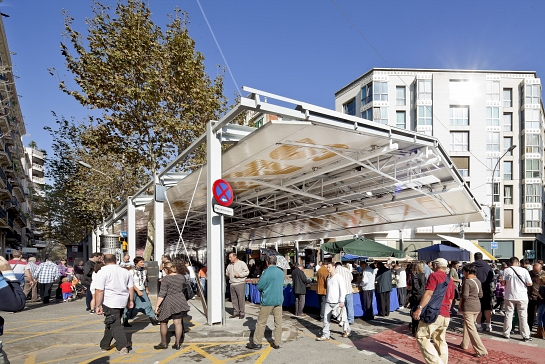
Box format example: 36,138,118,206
196,0,242,97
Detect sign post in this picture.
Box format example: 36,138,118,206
491,241,498,258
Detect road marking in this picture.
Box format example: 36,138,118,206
359,350,375,355
191,345,224,363
254,345,273,364
158,345,194,364
224,350,263,362
519,342,538,347
3,321,92,344
23,353,35,364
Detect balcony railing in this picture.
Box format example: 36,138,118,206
32,163,44,172
32,148,45,159
0,207,6,220
32,176,45,184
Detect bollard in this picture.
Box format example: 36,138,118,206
146,260,159,301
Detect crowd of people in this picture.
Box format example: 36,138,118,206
5,248,545,361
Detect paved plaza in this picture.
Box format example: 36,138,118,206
2,297,544,364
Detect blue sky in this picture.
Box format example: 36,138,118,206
2,0,545,157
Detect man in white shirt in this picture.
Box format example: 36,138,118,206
335,262,354,324
316,262,349,340
95,254,135,355
119,254,134,268
360,262,376,320
315,261,322,273
395,265,407,310
501,256,533,341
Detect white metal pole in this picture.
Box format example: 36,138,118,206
154,174,165,263
207,120,224,325
128,197,136,260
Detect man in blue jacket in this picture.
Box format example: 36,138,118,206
247,255,284,350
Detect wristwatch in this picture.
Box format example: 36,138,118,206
417,305,423,309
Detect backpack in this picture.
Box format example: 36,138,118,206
182,280,195,301
419,275,451,324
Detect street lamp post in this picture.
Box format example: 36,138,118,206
490,144,516,258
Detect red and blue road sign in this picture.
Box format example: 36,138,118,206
212,179,234,207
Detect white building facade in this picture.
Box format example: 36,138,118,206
335,68,544,261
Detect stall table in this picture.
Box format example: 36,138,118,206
246,283,399,316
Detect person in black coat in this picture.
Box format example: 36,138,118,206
82,253,102,311
409,262,427,335
291,264,309,316
375,262,393,316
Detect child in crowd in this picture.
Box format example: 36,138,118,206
493,276,505,315
60,277,73,302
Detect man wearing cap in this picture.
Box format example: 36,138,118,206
412,258,455,364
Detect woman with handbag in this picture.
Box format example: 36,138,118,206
459,263,488,358
154,258,190,350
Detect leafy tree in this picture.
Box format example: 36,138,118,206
58,0,227,177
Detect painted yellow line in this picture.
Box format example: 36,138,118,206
224,350,262,362
191,345,224,364
3,321,93,344
158,344,194,364
254,345,273,364
23,353,36,364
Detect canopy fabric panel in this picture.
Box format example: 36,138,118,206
437,234,497,261
128,88,486,252
322,238,406,258
416,244,470,262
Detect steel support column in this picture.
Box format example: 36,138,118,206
154,174,165,262
207,120,225,325
128,197,136,261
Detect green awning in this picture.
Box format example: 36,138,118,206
321,237,406,258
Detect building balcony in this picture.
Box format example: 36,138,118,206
0,149,10,167
33,229,44,236
15,212,27,227
5,197,20,211
0,207,7,228
33,240,47,248
33,215,46,223
0,115,8,134
32,163,44,172
32,176,45,185
12,184,24,203
31,149,45,163
0,181,12,200
4,131,14,146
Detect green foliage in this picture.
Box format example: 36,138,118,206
59,0,227,175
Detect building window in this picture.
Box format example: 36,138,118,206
503,137,513,155
525,159,541,179
343,98,356,116
450,131,469,151
373,107,388,124
494,207,501,228
361,108,372,120
486,81,500,102
525,108,541,129
504,209,513,229
486,184,500,206
525,133,542,154
373,82,388,102
361,84,372,105
486,107,500,126
396,86,406,105
417,106,432,125
503,88,512,107
525,183,542,203
487,157,499,178
503,113,512,132
417,79,432,101
525,84,541,104
452,156,469,177
524,209,541,228
449,106,469,126
486,132,500,152
504,185,513,205
396,111,406,129
493,183,500,203
503,161,512,180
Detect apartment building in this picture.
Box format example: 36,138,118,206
25,146,46,249
0,15,35,256
335,68,544,261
